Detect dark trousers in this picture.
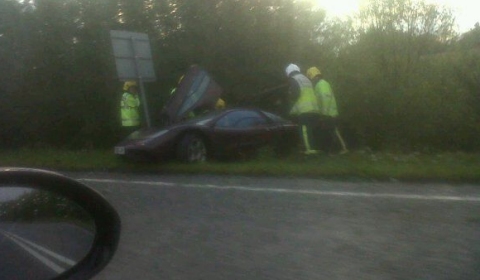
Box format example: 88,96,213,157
315,116,336,153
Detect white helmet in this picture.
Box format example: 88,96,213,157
285,63,300,77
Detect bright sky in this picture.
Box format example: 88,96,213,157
313,0,480,33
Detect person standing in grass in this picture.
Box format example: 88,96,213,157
285,63,321,155
120,80,141,137
306,67,348,154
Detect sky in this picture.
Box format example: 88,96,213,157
313,0,480,33
0,188,32,202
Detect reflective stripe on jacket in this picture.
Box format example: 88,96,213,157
314,79,338,117
289,74,320,115
121,92,140,127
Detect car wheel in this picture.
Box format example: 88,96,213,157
177,133,207,163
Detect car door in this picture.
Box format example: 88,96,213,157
160,65,222,125
212,110,272,157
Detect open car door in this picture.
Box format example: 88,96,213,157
161,65,222,125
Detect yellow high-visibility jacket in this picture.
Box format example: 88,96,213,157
121,92,140,127
314,79,338,117
289,74,320,115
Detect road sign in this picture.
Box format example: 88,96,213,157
110,30,156,127
110,30,156,82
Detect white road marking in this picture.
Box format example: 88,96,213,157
79,178,480,202
0,231,67,274
5,231,76,266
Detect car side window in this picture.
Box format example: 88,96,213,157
262,111,286,123
215,111,267,128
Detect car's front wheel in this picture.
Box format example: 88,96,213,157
177,133,208,163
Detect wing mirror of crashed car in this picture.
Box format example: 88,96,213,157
0,168,121,280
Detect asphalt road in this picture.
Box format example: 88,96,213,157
0,229,56,280
0,222,94,279
71,173,480,280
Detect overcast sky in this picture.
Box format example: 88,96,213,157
0,188,32,202
433,0,480,32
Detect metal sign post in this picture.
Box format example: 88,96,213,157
110,30,156,128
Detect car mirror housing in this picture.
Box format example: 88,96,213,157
0,168,120,280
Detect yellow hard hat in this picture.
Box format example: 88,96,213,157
306,67,322,80
215,98,225,110
123,80,137,91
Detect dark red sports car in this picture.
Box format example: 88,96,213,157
114,108,299,162
114,65,299,162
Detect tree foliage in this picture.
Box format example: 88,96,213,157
0,0,477,151
0,189,92,224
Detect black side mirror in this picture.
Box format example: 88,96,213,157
0,168,121,280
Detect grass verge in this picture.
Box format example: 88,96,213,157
1,148,479,183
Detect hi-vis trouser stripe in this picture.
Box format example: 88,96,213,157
302,125,313,151
335,127,348,151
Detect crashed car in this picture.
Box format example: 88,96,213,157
114,66,299,163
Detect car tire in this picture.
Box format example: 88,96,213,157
177,133,208,163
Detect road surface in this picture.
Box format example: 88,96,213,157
0,222,94,279
70,173,480,280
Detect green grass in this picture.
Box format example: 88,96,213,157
1,148,480,182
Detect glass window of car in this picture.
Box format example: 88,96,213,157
262,111,286,123
215,110,267,128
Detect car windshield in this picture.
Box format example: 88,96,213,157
262,111,287,123
182,110,221,125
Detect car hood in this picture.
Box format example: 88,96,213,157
123,128,167,141
118,112,218,145
161,65,222,125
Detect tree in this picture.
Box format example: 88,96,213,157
333,0,458,150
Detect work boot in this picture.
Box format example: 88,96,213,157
303,149,319,155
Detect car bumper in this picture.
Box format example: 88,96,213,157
114,145,173,161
